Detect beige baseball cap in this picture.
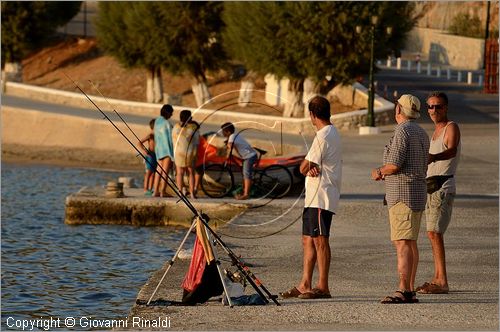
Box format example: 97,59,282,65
397,94,421,118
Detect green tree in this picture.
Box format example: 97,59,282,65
223,2,416,117
96,1,226,105
448,12,483,38
1,1,81,80
96,2,164,103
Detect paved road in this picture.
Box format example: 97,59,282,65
1,94,309,150
372,66,499,122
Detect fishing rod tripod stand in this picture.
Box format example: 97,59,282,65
146,214,280,307
64,74,280,307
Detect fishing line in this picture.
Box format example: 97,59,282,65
64,73,195,213
65,73,280,305
216,213,302,239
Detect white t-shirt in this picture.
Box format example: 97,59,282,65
304,125,342,213
228,133,257,160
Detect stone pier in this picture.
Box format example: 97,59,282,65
65,186,247,227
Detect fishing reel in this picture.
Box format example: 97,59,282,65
224,268,246,288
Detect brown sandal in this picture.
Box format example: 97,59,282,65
279,287,303,298
380,290,415,304
415,282,431,292
417,283,449,294
298,288,332,299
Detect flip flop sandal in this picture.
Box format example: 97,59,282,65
279,287,302,298
415,282,431,292
380,290,414,304
298,288,332,299
417,283,449,294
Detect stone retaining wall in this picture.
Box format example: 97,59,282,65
4,82,394,137
405,27,485,70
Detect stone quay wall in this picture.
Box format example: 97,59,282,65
2,82,394,153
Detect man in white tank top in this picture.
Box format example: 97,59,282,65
417,92,461,295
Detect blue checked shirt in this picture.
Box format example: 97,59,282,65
383,120,430,211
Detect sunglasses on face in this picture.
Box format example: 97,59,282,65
427,104,445,110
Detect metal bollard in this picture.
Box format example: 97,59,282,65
426,63,431,76
478,75,483,86
457,71,462,82
386,57,392,68
417,62,422,73
447,68,451,80
467,72,473,85
436,67,441,78
396,57,401,70
407,60,412,71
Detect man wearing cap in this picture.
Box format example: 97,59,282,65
371,94,430,304
416,91,461,295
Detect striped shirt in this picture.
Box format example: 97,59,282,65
383,120,430,211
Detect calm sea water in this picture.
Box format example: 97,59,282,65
1,163,191,330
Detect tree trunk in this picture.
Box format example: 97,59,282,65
152,67,163,103
191,76,211,107
2,62,23,92
283,78,304,118
146,66,164,103
238,71,257,107
302,77,317,117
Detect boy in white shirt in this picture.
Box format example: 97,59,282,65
221,122,257,200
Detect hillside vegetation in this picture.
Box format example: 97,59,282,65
21,36,357,116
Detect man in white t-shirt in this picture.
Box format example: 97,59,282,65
221,122,257,200
280,96,342,300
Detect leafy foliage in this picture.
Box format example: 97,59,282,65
448,13,484,38
1,1,82,65
95,2,226,81
223,2,416,87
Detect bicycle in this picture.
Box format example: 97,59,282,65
200,147,293,199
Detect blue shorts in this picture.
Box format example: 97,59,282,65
302,208,334,237
145,153,157,172
242,154,257,180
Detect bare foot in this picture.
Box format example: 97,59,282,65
235,194,249,200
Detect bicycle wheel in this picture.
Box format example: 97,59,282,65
258,165,293,198
200,164,234,198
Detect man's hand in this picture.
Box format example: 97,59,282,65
371,164,398,181
428,153,436,164
371,168,383,181
306,166,320,177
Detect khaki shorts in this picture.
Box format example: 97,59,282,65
389,202,422,241
425,190,455,234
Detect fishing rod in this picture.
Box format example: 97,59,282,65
65,74,280,306
88,80,147,151
85,81,275,304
